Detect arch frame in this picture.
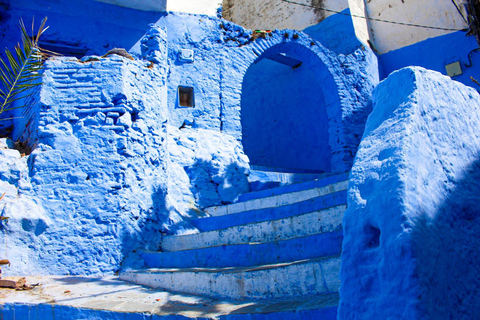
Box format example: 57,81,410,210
220,29,369,172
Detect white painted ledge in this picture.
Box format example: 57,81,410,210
162,205,346,252
205,180,348,217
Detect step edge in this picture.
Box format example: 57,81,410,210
193,192,348,232
161,206,346,252
240,171,349,201
124,255,341,275
148,229,342,258
204,180,349,218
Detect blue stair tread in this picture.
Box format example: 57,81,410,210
143,229,342,269
239,172,349,202
195,190,347,232
223,306,337,320
3,296,338,320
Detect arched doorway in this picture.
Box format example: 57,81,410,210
241,43,333,172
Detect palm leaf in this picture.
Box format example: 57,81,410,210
0,17,54,117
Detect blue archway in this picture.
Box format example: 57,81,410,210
241,43,334,172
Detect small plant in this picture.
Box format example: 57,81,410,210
0,17,53,118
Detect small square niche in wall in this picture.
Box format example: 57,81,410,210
445,61,463,77
178,86,195,107
179,49,194,62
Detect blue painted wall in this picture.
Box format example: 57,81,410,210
0,0,164,58
159,13,224,130
0,10,379,277
379,31,480,90
303,9,363,55
340,67,480,319
224,33,378,173
241,49,331,172
0,0,165,134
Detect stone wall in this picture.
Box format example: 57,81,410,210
1,56,171,275
222,0,348,31
0,13,377,276
340,67,480,319
361,0,469,54
0,51,249,275
218,23,379,172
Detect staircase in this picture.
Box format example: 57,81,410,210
120,171,349,319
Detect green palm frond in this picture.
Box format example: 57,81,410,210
0,17,53,116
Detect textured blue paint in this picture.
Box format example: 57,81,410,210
303,9,363,55
0,0,163,57
193,190,347,232
379,31,480,89
222,308,337,320
220,29,378,173
0,8,378,279
241,49,331,172
0,49,249,275
0,303,337,320
339,67,480,319
160,14,225,130
143,230,342,269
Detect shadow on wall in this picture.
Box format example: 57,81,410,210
119,159,249,266
119,185,169,270
185,159,249,211
0,0,165,57
412,157,480,319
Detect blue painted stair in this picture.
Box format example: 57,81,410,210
121,171,349,319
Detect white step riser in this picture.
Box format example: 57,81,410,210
120,258,341,300
206,180,348,217
162,205,346,252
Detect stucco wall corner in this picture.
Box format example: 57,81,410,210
340,66,480,319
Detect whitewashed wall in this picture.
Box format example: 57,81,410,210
167,0,221,16
223,0,470,53
362,0,469,53
347,0,371,47
95,0,220,15
223,0,349,31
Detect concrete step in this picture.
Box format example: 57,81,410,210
193,189,347,232
143,229,342,269
161,205,346,252
120,256,341,300
242,171,349,202
207,178,348,217
248,166,333,192
0,275,338,320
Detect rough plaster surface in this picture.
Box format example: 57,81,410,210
242,56,332,171
0,54,248,276
218,22,378,172
339,67,480,319
0,12,377,276
0,0,164,58
363,0,469,53
222,0,469,54
222,0,348,31
303,8,364,55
